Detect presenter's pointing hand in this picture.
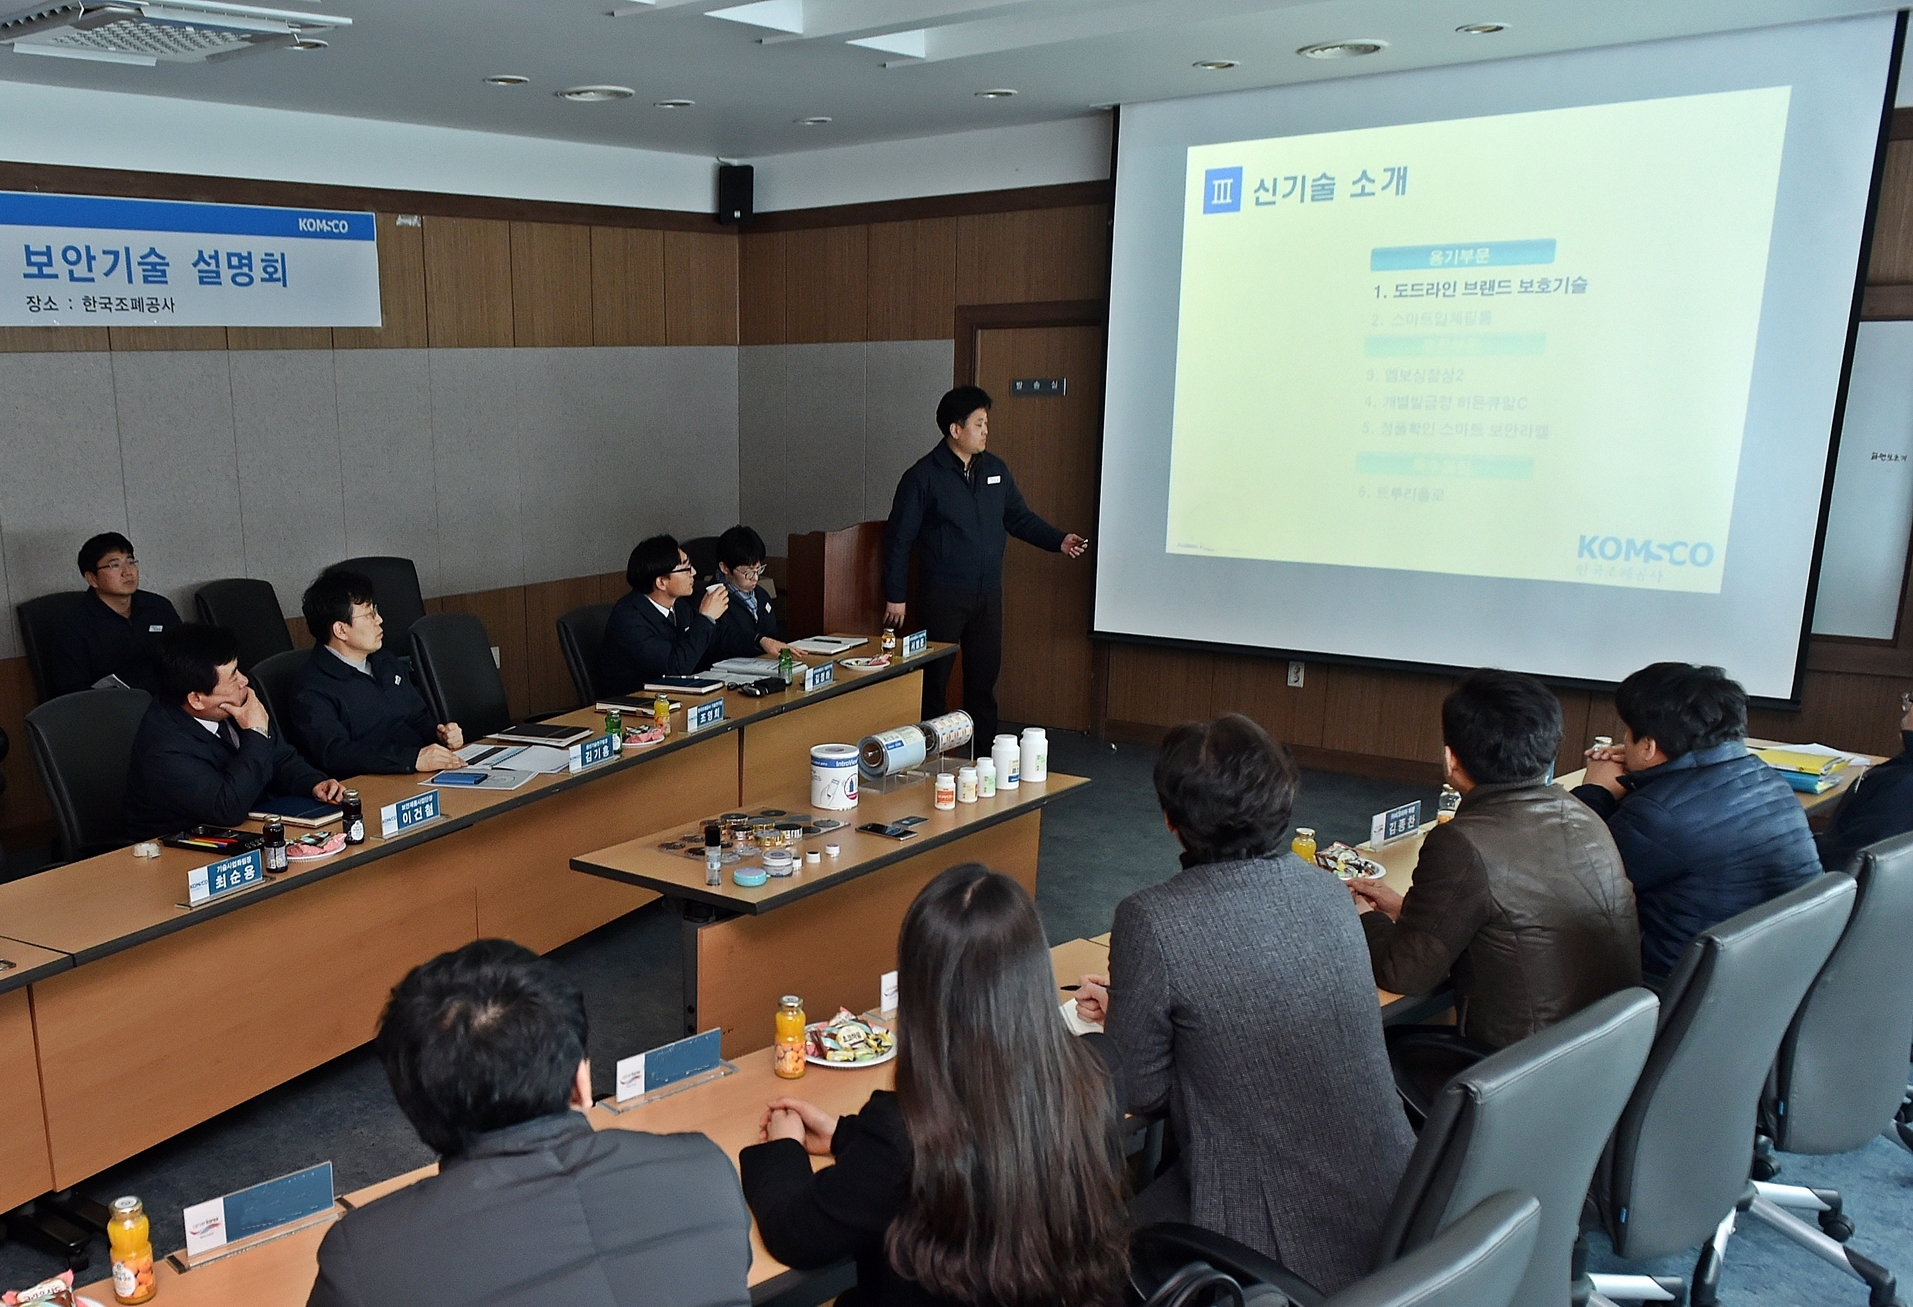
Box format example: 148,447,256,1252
884,602,907,629
1062,534,1090,559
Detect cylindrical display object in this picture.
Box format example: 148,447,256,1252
860,724,929,779
1019,727,1048,783
810,743,861,809
917,710,974,755
991,734,1021,789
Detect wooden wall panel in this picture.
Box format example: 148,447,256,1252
739,230,788,345
227,327,333,350
1105,645,1220,727
523,574,603,715
956,205,1109,305
1867,140,1913,285
663,230,739,346
510,221,595,347
867,217,957,341
786,226,868,343
334,215,429,349
423,216,514,348
106,326,228,350
0,326,107,351
1320,667,1457,764
424,584,531,722
590,226,667,347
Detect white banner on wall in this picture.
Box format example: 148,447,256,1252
3,191,381,327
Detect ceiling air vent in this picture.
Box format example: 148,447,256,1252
0,0,349,66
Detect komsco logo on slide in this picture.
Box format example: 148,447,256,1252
297,217,352,234
1578,535,1716,566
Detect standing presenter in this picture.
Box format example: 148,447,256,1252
884,386,1089,744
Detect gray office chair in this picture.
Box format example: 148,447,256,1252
1732,834,1913,1305
194,578,293,673
247,648,311,744
1585,873,1859,1307
556,603,612,707
25,689,151,862
1136,1191,1542,1307
16,591,90,703
332,556,427,663
409,612,511,742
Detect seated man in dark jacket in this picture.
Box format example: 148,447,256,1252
45,531,181,698
288,570,463,777
1816,693,1913,871
1352,669,1640,1051
600,534,729,695
123,624,344,840
700,525,797,668
308,940,752,1307
1574,661,1820,977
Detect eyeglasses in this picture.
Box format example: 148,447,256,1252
671,564,696,575
730,564,767,580
94,557,137,572
352,604,382,622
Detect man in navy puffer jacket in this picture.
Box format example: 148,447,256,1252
1573,662,1820,977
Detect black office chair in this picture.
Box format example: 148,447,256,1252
1585,873,1860,1307
16,592,90,703
682,535,720,588
247,648,311,743
25,689,151,862
409,612,511,742
1731,834,1913,1304
193,578,293,673
1135,1190,1542,1307
556,603,612,707
332,557,427,663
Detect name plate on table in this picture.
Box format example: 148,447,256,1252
902,629,929,656
183,1161,335,1263
608,1029,729,1109
568,733,618,772
800,661,835,693
687,697,727,732
1372,800,1423,847
186,849,264,907
379,790,439,839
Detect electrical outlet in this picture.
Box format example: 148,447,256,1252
491,646,501,668
1287,661,1305,688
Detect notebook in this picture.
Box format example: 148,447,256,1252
248,796,345,828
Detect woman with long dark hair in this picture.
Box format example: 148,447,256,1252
739,863,1129,1307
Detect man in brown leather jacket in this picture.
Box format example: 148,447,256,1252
1351,669,1641,1055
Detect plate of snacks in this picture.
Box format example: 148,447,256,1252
624,724,668,748
805,1009,896,1067
286,831,347,861
839,656,892,672
1316,842,1387,881
3,1270,101,1306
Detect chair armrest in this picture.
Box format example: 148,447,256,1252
1132,1223,1326,1307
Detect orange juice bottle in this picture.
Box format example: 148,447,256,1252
774,995,806,1079
108,1195,157,1304
1290,827,1317,866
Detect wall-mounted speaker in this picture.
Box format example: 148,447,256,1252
717,164,754,226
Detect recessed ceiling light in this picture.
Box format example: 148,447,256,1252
1193,59,1238,70
654,98,694,109
795,115,833,125
976,87,1017,99
558,85,634,102
484,74,529,86
1456,22,1508,34
1297,39,1388,59
288,37,328,51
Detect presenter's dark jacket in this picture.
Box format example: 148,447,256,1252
1573,740,1821,976
46,589,181,698
123,699,329,840
882,442,1065,603
1816,730,1913,872
288,646,440,776
1360,779,1640,1050
702,583,783,667
307,1111,751,1307
599,590,716,694
738,1036,1123,1307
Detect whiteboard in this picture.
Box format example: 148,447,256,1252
1813,320,1913,639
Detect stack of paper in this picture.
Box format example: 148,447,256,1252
1753,743,1856,794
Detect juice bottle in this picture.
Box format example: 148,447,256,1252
1437,785,1462,823
653,694,672,735
1290,827,1317,866
108,1195,156,1304
774,995,807,1079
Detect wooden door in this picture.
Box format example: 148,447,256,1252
975,325,1104,731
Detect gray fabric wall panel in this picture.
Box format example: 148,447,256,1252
111,350,249,621
335,350,442,599
737,345,790,551
0,353,126,659
429,349,529,596
232,351,348,618
783,344,867,540
610,345,741,568
863,340,954,523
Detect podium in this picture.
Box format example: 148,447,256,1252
785,521,962,711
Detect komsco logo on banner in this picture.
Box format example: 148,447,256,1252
1577,535,1716,567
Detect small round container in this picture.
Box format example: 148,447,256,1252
733,865,768,887
805,849,821,865
934,772,956,809
811,743,860,810
1019,727,1048,783
977,756,997,798
825,843,841,858
763,847,795,878
957,766,978,803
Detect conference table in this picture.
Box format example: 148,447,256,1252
0,639,951,1214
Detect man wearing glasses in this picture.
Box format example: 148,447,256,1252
46,531,182,697
601,534,729,695
702,525,797,668
288,570,465,775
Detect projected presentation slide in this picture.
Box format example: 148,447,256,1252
1165,89,1790,595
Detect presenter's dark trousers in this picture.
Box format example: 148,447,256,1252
918,586,1002,744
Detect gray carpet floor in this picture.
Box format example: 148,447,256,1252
3,729,1907,1305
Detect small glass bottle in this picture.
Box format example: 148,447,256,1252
263,819,287,873
703,823,723,887
779,647,796,684
653,693,672,735
1437,785,1462,823
605,707,623,753
774,995,807,1079
881,627,897,655
1291,827,1317,865
108,1195,156,1304
342,790,365,845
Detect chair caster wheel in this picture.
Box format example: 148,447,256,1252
1750,1154,1779,1181
1818,1212,1855,1242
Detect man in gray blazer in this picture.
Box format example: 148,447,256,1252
308,940,751,1307
1075,715,1413,1294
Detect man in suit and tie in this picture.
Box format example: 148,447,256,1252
599,534,729,695
123,623,346,840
